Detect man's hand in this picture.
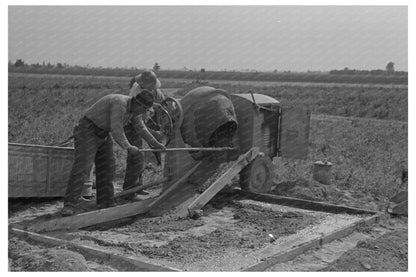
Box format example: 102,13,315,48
127,145,140,155
153,142,166,151
150,130,165,142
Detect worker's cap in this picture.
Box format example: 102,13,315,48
134,89,154,109
135,70,161,91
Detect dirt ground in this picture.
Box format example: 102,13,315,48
270,178,383,211
8,167,408,272
8,193,319,271
321,228,408,271
8,186,408,272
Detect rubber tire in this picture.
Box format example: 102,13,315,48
240,156,274,193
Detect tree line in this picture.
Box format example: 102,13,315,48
9,59,408,85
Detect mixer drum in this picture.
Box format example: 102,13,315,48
180,86,238,147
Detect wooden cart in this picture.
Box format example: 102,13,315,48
8,143,93,198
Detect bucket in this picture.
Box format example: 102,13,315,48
313,161,333,185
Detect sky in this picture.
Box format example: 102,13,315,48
8,5,408,72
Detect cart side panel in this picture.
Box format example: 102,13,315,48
8,143,76,198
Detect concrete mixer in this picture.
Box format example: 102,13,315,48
145,86,311,217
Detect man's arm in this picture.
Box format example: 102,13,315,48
109,100,133,150
130,114,165,149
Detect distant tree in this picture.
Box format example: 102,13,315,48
14,59,25,67
386,62,395,73
200,68,205,73
56,63,63,68
153,62,160,73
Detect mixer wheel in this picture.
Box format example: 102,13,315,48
240,156,274,193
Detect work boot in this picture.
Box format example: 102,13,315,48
121,193,146,202
75,196,93,207
136,189,150,195
61,205,76,217
61,197,93,217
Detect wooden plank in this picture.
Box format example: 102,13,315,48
149,159,220,217
27,198,154,233
148,161,202,210
239,190,377,215
187,147,260,216
242,214,382,271
320,214,381,245
10,228,179,271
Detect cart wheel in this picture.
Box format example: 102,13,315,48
154,104,174,146
240,156,274,193
161,97,184,129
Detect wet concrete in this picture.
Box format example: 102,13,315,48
48,199,367,271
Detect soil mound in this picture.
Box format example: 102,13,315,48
321,230,408,271
9,236,89,271
271,179,379,211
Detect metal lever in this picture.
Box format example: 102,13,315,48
138,147,238,153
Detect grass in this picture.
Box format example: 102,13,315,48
8,73,408,200
274,114,407,200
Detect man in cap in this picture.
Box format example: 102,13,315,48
123,70,165,199
129,70,163,99
61,90,166,216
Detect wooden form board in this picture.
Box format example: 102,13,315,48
239,190,377,215
10,228,179,271
243,213,384,271
26,161,201,233
26,198,154,233
10,212,385,271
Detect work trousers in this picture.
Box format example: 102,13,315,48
64,117,115,207
123,123,144,191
